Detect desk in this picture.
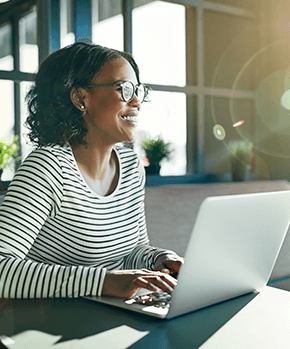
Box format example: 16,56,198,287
0,286,290,349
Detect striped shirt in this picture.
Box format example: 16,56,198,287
0,144,169,298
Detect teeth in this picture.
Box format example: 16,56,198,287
122,116,137,121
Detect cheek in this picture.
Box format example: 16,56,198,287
86,90,125,119
98,92,124,112
106,100,125,116
91,101,125,124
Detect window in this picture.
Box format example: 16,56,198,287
0,22,13,70
92,0,123,50
134,91,187,175
0,3,36,180
203,8,257,178
60,0,75,47
19,8,38,73
0,80,14,180
133,1,187,175
133,1,186,86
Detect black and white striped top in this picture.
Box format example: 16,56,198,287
0,144,169,298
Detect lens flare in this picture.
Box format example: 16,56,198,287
213,124,226,141
211,28,290,159
280,89,290,110
233,120,245,128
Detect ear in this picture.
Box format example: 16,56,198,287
70,87,85,111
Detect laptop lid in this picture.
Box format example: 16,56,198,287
167,190,290,319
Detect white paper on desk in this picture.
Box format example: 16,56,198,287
6,325,149,349
5,331,62,349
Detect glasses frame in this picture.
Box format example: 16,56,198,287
85,80,151,103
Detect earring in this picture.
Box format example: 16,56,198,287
80,105,86,116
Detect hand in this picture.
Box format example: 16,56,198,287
101,269,178,298
154,253,184,276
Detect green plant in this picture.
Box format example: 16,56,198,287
0,136,20,170
229,140,253,164
229,140,253,181
140,134,173,165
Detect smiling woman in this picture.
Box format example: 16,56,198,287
0,41,183,300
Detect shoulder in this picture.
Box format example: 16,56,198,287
7,145,67,202
23,144,72,166
16,144,72,182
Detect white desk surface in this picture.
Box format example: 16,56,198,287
200,286,290,349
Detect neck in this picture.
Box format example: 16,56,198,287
71,142,115,181
71,142,119,196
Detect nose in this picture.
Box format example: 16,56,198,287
128,92,141,109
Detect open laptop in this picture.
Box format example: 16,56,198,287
84,190,290,320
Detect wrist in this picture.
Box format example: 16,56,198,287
96,268,107,297
101,270,116,297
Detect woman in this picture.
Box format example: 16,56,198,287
0,42,183,299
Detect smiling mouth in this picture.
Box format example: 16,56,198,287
121,115,138,125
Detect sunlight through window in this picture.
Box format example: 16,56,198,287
133,1,186,175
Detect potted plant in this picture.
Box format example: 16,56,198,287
0,136,20,180
140,134,173,175
229,140,253,181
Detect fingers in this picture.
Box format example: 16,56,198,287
134,277,158,292
150,275,175,294
102,269,178,298
134,272,177,295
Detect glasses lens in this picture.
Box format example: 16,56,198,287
122,81,134,101
136,84,146,103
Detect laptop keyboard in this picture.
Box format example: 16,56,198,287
126,291,171,309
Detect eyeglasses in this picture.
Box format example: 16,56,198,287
86,80,151,103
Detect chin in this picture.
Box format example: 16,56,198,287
122,133,135,144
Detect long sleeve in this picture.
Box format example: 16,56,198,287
0,148,106,299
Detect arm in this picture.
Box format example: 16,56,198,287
0,149,106,299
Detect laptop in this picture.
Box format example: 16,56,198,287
84,190,290,320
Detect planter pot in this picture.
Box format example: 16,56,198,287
145,164,161,175
231,157,249,182
232,164,247,181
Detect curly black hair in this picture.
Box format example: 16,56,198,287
25,41,140,147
